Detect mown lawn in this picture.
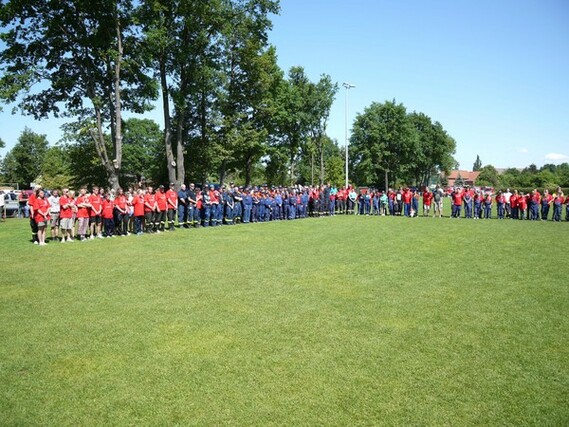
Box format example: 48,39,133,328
0,216,568,426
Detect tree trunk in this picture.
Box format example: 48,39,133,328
319,138,325,185
160,54,176,186
112,15,123,188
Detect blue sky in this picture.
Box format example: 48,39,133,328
1,0,568,170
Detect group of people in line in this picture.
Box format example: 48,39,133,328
24,182,568,245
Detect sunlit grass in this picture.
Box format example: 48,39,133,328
1,216,568,425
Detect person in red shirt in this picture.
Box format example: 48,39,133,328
131,188,146,235
540,189,552,221
166,182,178,231
496,191,506,219
27,185,40,244
144,186,157,233
75,187,91,241
59,188,74,242
155,185,168,232
422,189,433,217
402,188,413,217
510,190,519,219
518,193,528,220
451,188,463,218
33,189,50,246
102,193,115,237
114,187,129,236
89,186,103,239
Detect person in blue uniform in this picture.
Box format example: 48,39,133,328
242,189,252,223
177,184,188,227
288,190,297,219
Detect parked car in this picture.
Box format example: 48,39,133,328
3,192,20,217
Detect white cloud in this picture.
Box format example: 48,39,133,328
544,153,569,163
517,147,529,153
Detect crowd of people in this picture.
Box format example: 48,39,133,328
23,183,569,245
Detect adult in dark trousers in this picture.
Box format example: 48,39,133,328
166,183,178,231
233,188,243,223
201,188,212,227
155,185,168,232
288,190,297,220
187,183,198,227
28,185,41,243
540,189,551,221
529,189,541,220
224,188,234,225
144,186,157,233
242,189,252,223
177,184,188,227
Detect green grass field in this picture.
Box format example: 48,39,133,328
1,216,568,426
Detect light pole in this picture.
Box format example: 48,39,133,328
343,82,355,189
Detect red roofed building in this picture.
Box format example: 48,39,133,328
445,170,480,187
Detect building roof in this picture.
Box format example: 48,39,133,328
446,170,481,183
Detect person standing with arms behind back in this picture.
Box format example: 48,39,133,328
432,185,444,218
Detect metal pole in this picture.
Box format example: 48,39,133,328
343,83,355,189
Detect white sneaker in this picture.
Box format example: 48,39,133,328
98,234,103,239
61,239,65,243
39,242,47,246
33,241,39,245
90,235,95,240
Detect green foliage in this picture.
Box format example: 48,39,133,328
477,164,500,187
407,112,456,186
473,154,482,171
39,146,73,189
350,100,418,187
121,118,163,184
0,128,48,187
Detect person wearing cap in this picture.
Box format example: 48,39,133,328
166,182,178,231
177,184,188,228
155,185,168,232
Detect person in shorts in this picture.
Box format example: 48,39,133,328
48,189,61,241
433,185,444,218
89,186,103,238
33,189,50,246
59,188,74,242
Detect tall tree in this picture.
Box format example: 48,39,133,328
473,155,482,171
0,128,48,188
306,75,338,185
407,112,456,187
350,100,417,188
0,0,156,189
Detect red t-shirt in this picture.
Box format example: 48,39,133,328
518,197,527,210
155,191,167,211
114,194,127,213
33,197,50,223
510,194,518,208
76,195,91,218
132,195,145,217
423,192,432,206
403,191,412,204
59,195,73,219
89,194,102,216
452,192,462,206
144,193,156,213
166,189,178,209
102,200,114,219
